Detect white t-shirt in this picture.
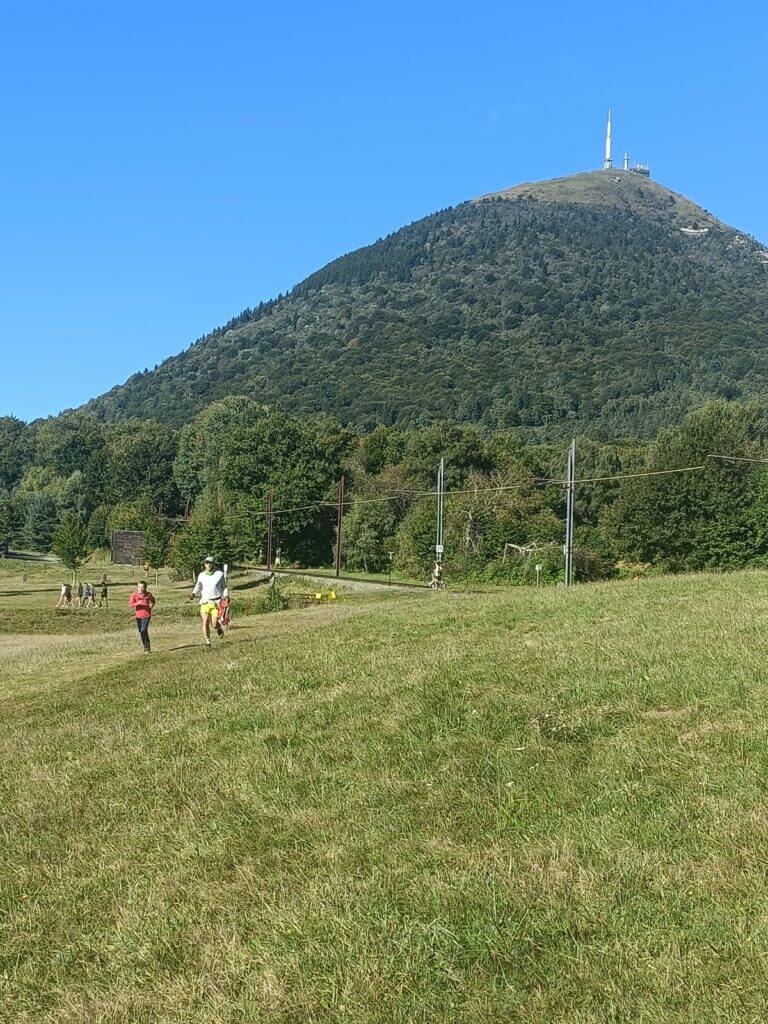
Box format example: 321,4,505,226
193,569,228,604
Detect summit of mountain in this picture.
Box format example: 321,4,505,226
84,170,768,438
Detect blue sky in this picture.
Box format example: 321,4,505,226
2,0,767,421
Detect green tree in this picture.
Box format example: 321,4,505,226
0,416,32,490
34,412,106,505
175,398,343,565
108,497,156,533
142,517,171,585
51,512,91,581
396,499,438,578
344,500,399,573
104,419,179,509
170,490,233,579
87,505,111,550
0,492,13,552
602,402,765,570
21,493,58,551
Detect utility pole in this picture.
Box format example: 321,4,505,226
335,475,345,578
564,440,576,587
435,457,445,565
266,489,274,571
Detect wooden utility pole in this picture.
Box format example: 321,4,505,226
335,475,345,577
266,489,274,571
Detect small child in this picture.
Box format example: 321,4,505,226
218,595,231,630
128,581,156,654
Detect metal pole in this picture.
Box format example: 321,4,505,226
335,475,345,577
564,440,576,587
266,489,274,571
436,457,445,563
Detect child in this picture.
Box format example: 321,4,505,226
128,581,156,654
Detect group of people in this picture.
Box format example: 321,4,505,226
127,556,230,654
56,576,109,609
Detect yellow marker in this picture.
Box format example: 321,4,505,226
315,592,322,600
329,590,336,601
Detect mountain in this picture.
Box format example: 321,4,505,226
85,170,768,438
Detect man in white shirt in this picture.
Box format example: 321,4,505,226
190,556,229,647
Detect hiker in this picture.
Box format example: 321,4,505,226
75,580,83,608
55,582,72,608
128,580,155,654
82,582,96,607
430,560,445,590
218,594,232,631
98,575,109,608
190,556,228,647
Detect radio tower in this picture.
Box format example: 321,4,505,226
603,109,613,170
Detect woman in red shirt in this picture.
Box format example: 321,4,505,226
128,580,156,654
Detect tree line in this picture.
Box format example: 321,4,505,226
2,398,768,583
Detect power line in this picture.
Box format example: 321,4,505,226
169,452,763,526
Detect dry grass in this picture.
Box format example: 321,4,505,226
3,565,768,1021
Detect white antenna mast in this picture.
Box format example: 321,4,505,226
603,109,613,170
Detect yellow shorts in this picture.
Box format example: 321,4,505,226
200,601,220,619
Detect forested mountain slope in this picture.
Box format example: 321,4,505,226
85,171,768,438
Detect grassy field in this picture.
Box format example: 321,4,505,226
3,560,768,1022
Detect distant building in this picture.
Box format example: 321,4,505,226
602,112,651,178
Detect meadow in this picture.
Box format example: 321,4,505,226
2,558,768,1022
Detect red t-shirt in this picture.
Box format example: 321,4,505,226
128,591,155,619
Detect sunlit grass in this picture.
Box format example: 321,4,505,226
2,566,768,1021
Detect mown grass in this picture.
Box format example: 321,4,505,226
3,569,768,1021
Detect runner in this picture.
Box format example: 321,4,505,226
190,556,228,647
128,580,155,654
218,594,232,631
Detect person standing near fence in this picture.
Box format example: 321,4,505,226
128,580,155,654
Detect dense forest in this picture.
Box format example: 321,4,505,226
4,397,768,585
84,171,768,439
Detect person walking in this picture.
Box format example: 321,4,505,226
190,556,228,647
98,575,109,608
128,580,155,654
75,580,83,608
82,582,96,608
55,582,72,609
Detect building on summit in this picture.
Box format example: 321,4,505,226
604,110,650,178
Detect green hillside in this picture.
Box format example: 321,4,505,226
85,170,768,438
4,563,768,1021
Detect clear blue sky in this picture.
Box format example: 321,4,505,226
2,0,767,422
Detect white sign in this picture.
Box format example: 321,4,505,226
436,544,444,555
535,564,542,572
